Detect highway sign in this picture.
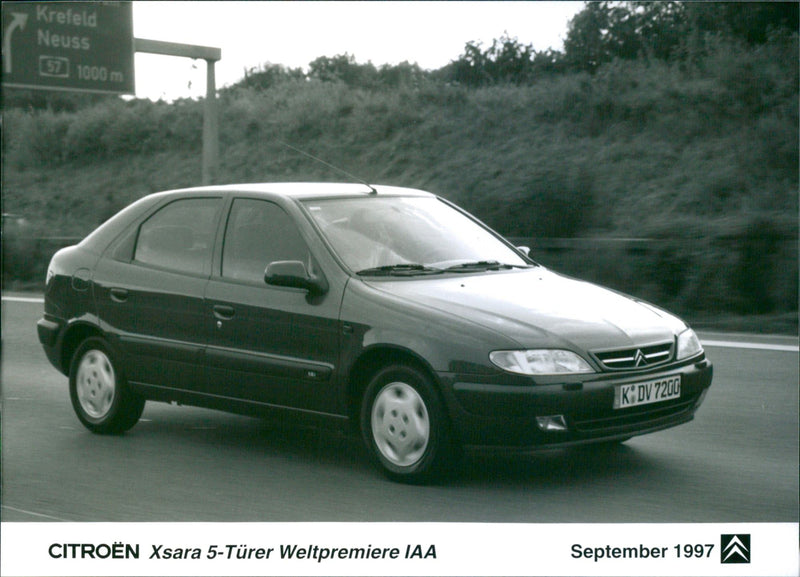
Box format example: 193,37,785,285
2,1,134,94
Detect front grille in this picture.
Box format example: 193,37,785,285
592,341,674,371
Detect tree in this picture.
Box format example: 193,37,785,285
308,54,378,87
376,61,427,88
562,1,799,73
448,33,562,86
686,2,799,45
448,40,492,86
230,63,305,92
563,2,614,72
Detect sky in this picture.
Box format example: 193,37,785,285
132,1,584,101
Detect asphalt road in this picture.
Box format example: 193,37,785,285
2,297,798,523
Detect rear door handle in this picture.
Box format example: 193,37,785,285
213,305,235,320
109,288,129,303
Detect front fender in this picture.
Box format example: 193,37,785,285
340,280,515,374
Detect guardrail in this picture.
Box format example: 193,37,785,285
509,236,798,317
3,234,797,317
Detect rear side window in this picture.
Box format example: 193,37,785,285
134,197,222,275
222,199,310,283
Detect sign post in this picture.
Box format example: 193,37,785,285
2,1,134,94
134,39,221,185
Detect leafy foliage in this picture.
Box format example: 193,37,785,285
3,3,797,320
447,2,800,79
447,34,552,86
306,54,428,89
227,63,306,92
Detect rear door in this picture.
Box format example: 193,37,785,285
204,197,343,414
93,196,223,393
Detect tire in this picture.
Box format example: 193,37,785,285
360,364,457,483
69,337,145,434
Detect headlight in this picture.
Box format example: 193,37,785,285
489,349,595,375
676,328,703,360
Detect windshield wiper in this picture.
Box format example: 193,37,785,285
357,263,443,277
443,260,526,273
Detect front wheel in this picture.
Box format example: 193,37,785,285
360,364,457,483
69,337,145,434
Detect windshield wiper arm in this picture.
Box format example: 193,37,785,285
443,260,524,272
357,263,443,277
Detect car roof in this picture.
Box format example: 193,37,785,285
77,183,437,251
159,182,435,200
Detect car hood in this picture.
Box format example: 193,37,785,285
366,267,686,351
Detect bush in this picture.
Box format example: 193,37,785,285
2,34,796,319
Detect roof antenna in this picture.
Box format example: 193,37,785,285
278,140,377,194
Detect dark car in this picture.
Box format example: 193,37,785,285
38,183,712,482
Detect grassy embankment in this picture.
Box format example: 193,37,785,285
3,39,797,331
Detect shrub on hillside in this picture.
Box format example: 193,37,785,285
5,98,204,167
2,27,796,318
4,108,71,168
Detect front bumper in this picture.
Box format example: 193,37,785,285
442,357,713,450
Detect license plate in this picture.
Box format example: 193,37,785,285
614,375,681,409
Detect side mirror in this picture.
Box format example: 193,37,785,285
265,260,328,296
516,245,531,257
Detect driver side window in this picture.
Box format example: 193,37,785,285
222,199,310,284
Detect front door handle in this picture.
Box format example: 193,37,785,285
109,288,129,303
213,305,235,320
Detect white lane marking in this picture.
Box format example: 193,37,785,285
702,339,799,353
3,295,797,352
1,505,71,522
2,295,44,303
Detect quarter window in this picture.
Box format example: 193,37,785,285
134,198,221,275
222,199,310,283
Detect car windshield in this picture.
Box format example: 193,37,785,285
302,196,530,274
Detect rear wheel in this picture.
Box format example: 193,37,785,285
360,364,457,482
69,337,145,434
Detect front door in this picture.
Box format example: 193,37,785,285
204,198,342,415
